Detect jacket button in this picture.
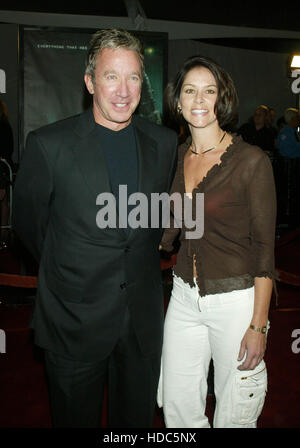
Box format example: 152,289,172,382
125,247,130,253
120,282,127,289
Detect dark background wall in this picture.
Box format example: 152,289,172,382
0,24,19,161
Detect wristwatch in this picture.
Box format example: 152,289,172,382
249,324,267,334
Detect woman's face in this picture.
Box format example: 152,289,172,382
178,66,218,130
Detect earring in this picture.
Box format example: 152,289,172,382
177,105,182,114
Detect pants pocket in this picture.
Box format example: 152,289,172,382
231,361,267,425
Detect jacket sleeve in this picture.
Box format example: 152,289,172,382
12,131,54,262
247,152,277,279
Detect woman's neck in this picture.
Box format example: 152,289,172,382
189,123,224,154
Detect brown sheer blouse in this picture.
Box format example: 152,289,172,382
161,134,277,297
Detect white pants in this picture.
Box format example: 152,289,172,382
158,275,268,428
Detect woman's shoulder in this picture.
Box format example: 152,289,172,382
231,133,268,162
229,134,273,184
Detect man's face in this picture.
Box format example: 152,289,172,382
84,47,142,131
253,108,266,127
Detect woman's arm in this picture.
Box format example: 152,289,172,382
237,150,276,370
237,276,272,370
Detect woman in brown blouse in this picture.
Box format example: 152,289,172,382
157,55,276,428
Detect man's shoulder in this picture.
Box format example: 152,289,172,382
238,121,254,133
233,134,268,166
32,111,85,139
24,110,93,161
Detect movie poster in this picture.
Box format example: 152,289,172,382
21,27,167,150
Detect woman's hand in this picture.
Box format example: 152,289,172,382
237,276,272,370
237,327,267,370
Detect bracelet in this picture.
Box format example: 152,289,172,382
249,324,267,334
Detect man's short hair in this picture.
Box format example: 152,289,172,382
85,28,144,81
284,107,299,124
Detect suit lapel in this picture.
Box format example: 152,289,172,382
133,117,158,196
125,117,158,239
71,108,112,199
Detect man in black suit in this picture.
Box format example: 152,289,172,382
12,29,177,428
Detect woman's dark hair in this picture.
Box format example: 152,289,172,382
165,55,239,130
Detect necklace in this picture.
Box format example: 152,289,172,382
189,131,227,155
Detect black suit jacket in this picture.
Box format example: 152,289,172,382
13,108,178,361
